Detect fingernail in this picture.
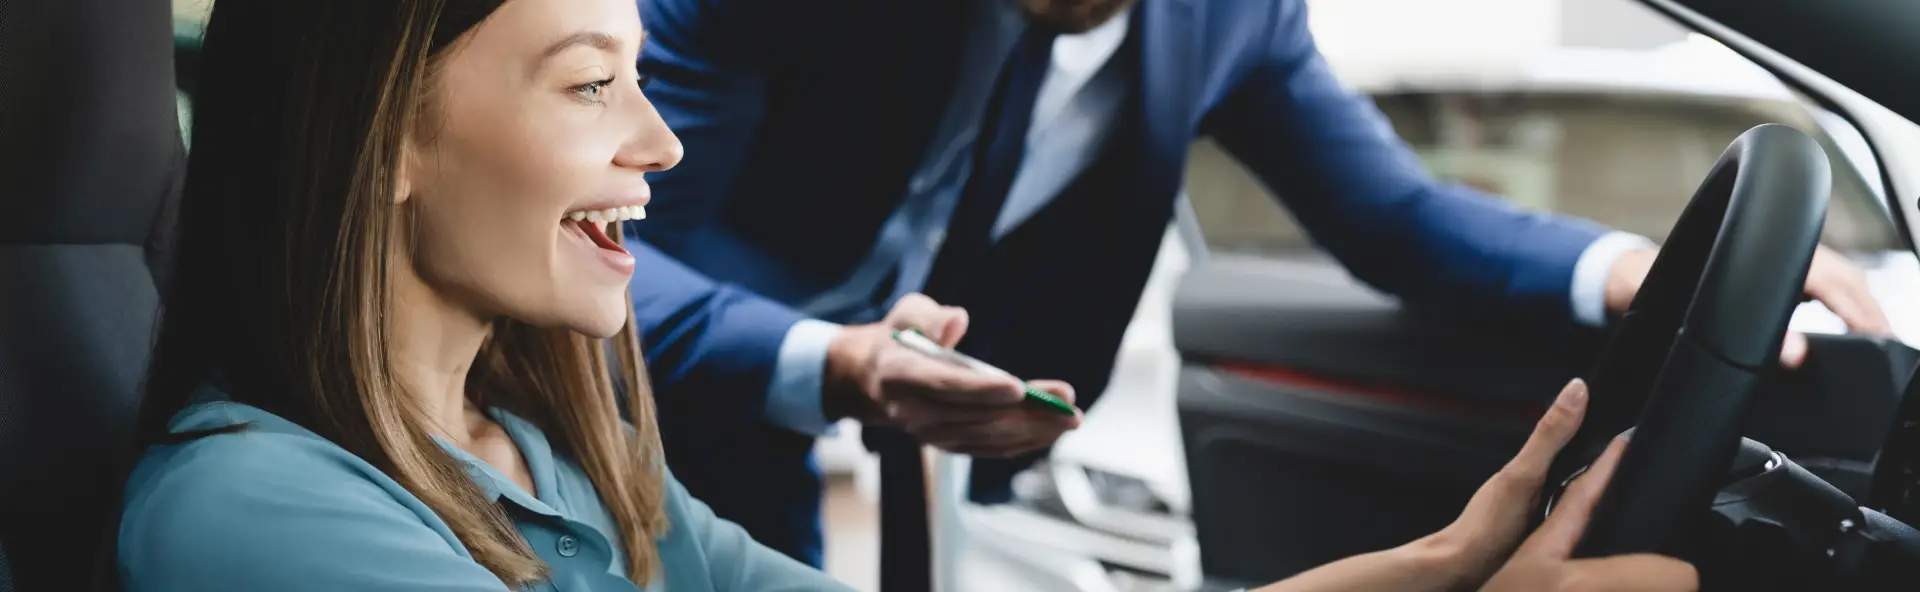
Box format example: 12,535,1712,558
1782,335,1808,368
1559,379,1588,408
1606,436,1632,458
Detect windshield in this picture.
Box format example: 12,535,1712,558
1188,91,1901,256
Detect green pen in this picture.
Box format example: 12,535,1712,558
890,328,1078,417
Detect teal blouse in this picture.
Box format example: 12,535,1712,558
117,387,854,591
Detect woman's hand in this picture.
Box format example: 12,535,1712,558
1477,437,1698,591
1415,378,1598,585
1254,379,1696,592
1423,378,1696,591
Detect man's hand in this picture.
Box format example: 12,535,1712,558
822,293,1081,457
1605,245,1893,368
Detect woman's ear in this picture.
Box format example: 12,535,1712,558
395,125,436,205
394,144,416,205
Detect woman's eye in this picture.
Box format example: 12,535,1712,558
572,77,616,102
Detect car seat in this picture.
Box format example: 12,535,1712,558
0,0,184,588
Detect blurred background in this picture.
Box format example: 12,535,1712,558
161,0,1916,590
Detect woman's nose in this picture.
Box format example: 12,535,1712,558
616,94,684,173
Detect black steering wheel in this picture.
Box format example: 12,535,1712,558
1546,124,1833,558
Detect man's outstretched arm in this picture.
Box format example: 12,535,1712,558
1208,0,1641,331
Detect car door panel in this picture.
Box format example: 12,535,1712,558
1180,363,1528,582
1177,259,1918,584
1173,256,1596,407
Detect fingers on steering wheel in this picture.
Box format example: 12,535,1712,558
1833,286,1892,337
1525,437,1630,558
1779,332,1810,370
1504,379,1589,485
1810,247,1892,336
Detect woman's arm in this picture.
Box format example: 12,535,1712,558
1252,538,1463,592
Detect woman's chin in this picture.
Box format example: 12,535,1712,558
572,315,627,340
519,293,629,339
537,303,629,340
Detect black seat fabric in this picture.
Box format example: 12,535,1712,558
0,0,183,589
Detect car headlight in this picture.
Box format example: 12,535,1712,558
1010,460,1193,545
1084,467,1172,514
1010,460,1076,522
996,460,1203,584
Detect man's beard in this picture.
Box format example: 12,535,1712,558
1017,0,1140,34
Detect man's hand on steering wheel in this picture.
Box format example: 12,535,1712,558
1605,244,1892,369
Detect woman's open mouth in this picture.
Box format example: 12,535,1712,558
561,206,646,276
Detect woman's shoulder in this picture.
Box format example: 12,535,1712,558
122,399,445,536
119,400,483,590
126,399,389,502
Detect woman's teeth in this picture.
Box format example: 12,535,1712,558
565,206,647,223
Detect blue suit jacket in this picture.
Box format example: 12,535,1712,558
626,0,1605,498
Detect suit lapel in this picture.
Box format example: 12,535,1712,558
1135,0,1200,203
897,0,971,166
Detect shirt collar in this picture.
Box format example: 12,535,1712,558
434,408,565,519
180,381,572,520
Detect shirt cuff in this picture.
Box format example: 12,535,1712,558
764,318,844,437
1569,231,1658,327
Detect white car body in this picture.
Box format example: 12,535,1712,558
930,40,1920,592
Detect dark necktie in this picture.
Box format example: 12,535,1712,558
922,26,1059,303
875,25,1059,592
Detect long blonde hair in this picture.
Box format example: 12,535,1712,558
130,0,667,586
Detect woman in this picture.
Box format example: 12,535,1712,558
115,0,1694,590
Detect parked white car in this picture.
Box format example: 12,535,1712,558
931,38,1920,592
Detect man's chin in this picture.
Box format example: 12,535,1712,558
1017,0,1138,34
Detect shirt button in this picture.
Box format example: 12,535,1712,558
556,535,579,557
925,229,946,250
910,175,933,195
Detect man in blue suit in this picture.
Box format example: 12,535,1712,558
622,0,1888,586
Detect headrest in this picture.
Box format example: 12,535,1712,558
0,0,183,247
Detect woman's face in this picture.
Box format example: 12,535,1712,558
399,0,678,338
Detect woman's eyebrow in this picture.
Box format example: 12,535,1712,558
540,30,621,60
